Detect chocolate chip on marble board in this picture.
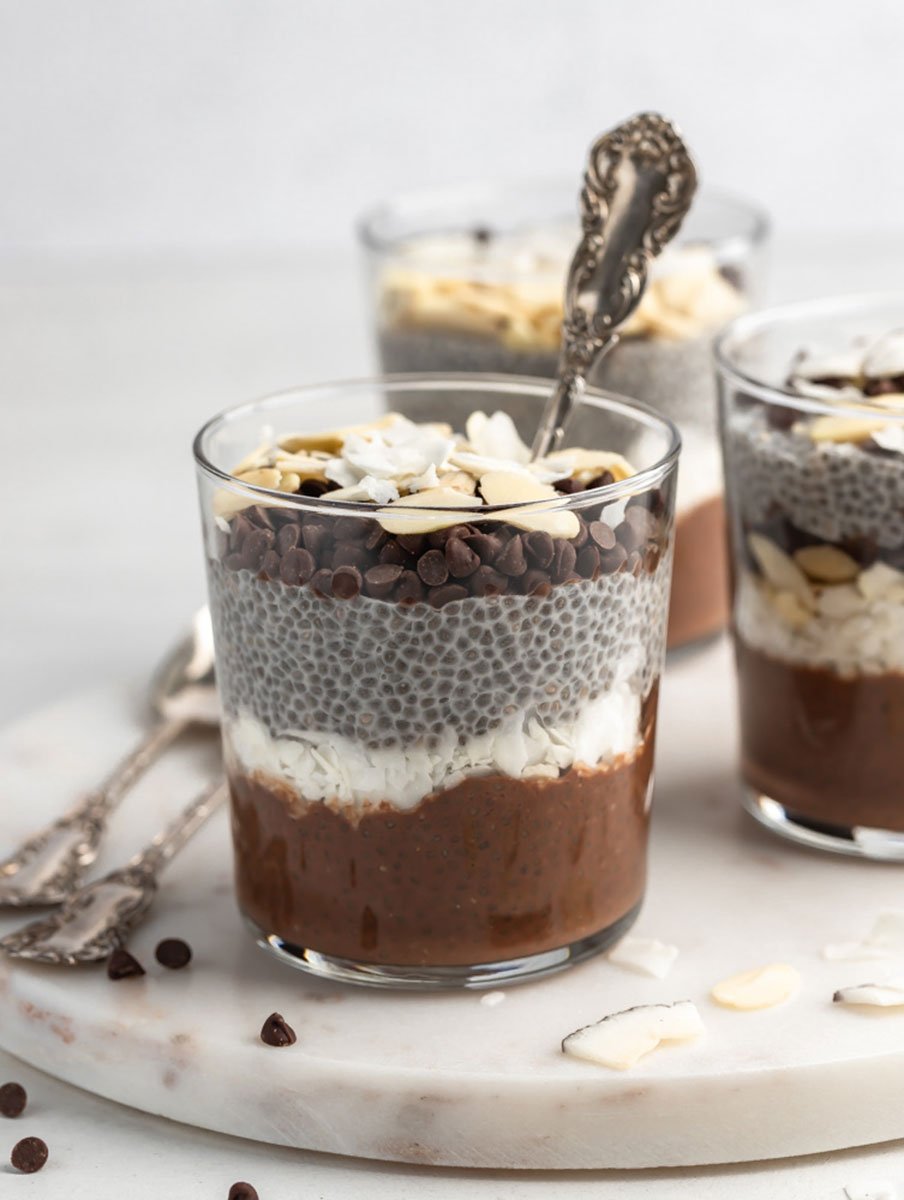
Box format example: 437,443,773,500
260,1012,297,1047
428,583,470,608
228,1184,259,1200
155,938,192,970
107,947,146,980
364,563,403,599
332,565,363,600
416,548,449,587
495,535,527,577
445,537,480,578
523,530,554,568
395,569,426,606
10,1136,48,1174
470,565,508,597
279,547,316,586
0,1082,27,1118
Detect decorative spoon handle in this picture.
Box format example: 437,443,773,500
131,778,227,876
531,112,697,459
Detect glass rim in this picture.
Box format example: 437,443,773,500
357,176,770,255
192,372,682,518
713,291,904,422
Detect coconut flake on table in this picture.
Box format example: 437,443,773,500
844,1181,898,1200
561,1001,703,1070
607,936,679,980
479,991,506,1008
823,911,904,961
833,979,904,1009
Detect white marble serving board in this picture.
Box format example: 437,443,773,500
1,640,903,1171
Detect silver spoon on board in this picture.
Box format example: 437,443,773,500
0,608,219,908
531,111,698,459
0,779,226,965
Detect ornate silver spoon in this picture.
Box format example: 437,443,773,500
0,779,226,965
0,607,219,908
531,111,698,459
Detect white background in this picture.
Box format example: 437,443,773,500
1,0,903,257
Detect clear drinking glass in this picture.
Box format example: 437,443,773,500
359,181,768,651
194,376,679,986
716,295,904,859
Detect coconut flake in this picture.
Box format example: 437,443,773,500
608,936,679,980
711,963,800,1011
562,1001,703,1070
480,990,506,1008
863,329,904,380
823,911,904,961
843,1182,897,1200
465,411,531,464
834,979,904,1008
872,424,904,454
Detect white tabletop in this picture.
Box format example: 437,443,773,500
3,236,904,1196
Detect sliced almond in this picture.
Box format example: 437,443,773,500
711,963,800,1011
544,448,636,483
377,486,482,535
768,589,812,630
833,980,904,1008
212,467,284,519
235,467,282,490
276,471,302,494
793,544,860,583
748,534,816,607
437,470,478,496
808,415,888,444
479,471,580,539
278,413,403,455
562,1001,703,1071
817,584,865,618
871,392,904,411
272,450,330,478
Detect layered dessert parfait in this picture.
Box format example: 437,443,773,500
195,379,678,984
361,186,767,650
718,302,904,855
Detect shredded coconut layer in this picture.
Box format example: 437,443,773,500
225,682,643,813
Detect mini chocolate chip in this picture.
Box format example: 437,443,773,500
495,535,527,577
331,544,370,571
428,583,469,608
261,1012,297,1047
417,548,449,587
645,544,662,573
627,488,665,517
625,505,658,540
587,470,615,489
615,520,643,552
523,530,554,568
301,522,329,556
230,513,255,549
279,546,316,586
551,539,577,583
310,568,333,598
599,542,628,574
463,531,499,562
571,520,589,549
395,569,426,606
378,540,407,566
398,533,426,555
224,551,246,571
364,563,403,599
155,938,192,970
445,537,480,578
241,528,275,571
332,565,362,600
589,520,617,550
576,544,600,579
626,550,644,576
0,1082,26,1118
276,523,300,554
863,375,904,395
521,569,552,597
259,549,281,580
228,1184,259,1200
334,515,371,542
766,404,798,431
364,524,387,551
553,477,583,495
299,478,330,497
428,523,473,549
10,1136,47,1174
470,565,508,597
246,505,275,531
107,947,145,980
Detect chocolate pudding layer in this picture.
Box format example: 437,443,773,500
737,641,904,832
231,722,653,967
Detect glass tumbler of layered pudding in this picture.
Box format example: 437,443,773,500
717,296,904,858
359,183,767,650
194,376,679,985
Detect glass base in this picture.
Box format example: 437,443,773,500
743,789,904,862
245,902,642,990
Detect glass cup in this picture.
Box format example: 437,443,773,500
358,181,768,651
194,376,679,986
716,295,904,859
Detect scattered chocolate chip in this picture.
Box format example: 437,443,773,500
551,539,577,583
523,530,554,568
279,546,315,586
470,565,508,597
589,520,616,550
395,569,425,606
228,1184,259,1200
521,569,552,597
445,537,480,578
107,947,145,980
428,583,469,608
495,535,527,577
155,938,192,970
10,1136,48,1174
260,1012,297,1047
332,565,362,600
364,563,403,599
576,544,600,579
599,542,628,574
416,548,449,587
0,1082,26,1118
310,568,333,598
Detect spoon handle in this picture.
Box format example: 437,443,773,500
131,778,227,877
81,715,191,821
531,112,697,458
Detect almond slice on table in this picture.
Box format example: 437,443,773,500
711,963,800,1011
793,544,860,583
562,1001,704,1071
377,486,482,535
747,533,816,607
479,471,580,539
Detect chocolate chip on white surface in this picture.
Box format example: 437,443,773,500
0,1081,27,1118
260,1012,297,1047
10,1135,48,1174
